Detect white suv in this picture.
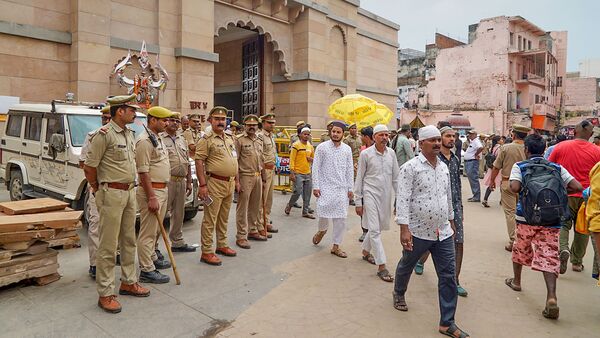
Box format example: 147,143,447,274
0,100,199,221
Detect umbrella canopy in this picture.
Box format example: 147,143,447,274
327,94,392,129
409,116,425,129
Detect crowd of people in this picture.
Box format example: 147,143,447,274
81,95,600,338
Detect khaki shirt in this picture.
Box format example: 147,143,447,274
235,132,264,176
260,130,276,165
343,134,362,163
136,130,171,183
195,130,238,177
320,132,330,142
493,141,526,178
183,128,203,147
84,120,136,184
161,132,189,177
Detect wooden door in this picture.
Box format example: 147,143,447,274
241,36,263,118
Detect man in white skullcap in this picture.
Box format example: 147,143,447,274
392,125,469,338
285,126,315,218
354,124,399,282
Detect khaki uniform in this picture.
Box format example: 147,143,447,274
235,132,264,238
493,141,526,243
136,130,171,272
183,128,202,149
320,132,330,143
343,134,362,177
259,130,276,230
195,131,238,253
84,121,137,297
479,139,489,178
161,132,190,248
80,131,99,267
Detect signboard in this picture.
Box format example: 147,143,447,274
277,156,290,175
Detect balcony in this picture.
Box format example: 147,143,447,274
515,73,546,88
533,103,557,119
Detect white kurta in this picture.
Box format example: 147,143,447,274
354,145,399,231
312,140,354,219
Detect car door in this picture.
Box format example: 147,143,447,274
1,113,24,167
41,113,69,191
21,114,43,184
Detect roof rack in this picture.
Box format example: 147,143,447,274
50,93,105,113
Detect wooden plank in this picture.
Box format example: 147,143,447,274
0,250,57,277
0,229,55,245
53,229,78,239
0,263,59,287
1,241,35,251
45,235,80,249
0,198,68,215
0,211,83,231
0,250,11,262
32,272,61,286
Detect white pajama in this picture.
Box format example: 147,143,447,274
361,228,386,265
318,217,347,245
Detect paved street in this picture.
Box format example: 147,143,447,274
0,178,598,338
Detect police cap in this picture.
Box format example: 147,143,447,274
107,94,139,110
147,106,175,119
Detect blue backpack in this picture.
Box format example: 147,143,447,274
517,158,569,226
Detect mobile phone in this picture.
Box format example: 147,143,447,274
204,195,213,206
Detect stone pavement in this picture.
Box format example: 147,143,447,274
0,180,599,338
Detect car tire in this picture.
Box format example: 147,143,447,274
9,170,24,201
184,209,198,222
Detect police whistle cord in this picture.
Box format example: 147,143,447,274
155,213,181,285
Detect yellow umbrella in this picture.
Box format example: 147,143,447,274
356,103,394,130
328,94,377,123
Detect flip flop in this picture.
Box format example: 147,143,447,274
542,300,559,319
362,253,376,265
439,323,470,338
505,277,521,292
393,293,408,311
377,269,394,282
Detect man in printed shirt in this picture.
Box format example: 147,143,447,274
392,125,469,338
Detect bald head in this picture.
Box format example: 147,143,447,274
575,120,593,140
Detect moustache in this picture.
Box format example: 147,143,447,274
433,145,441,149
217,124,225,128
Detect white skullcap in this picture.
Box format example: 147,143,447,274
301,127,311,133
418,125,441,140
373,124,389,135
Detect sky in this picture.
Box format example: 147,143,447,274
360,0,598,71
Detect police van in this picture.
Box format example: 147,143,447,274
0,99,199,221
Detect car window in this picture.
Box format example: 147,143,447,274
45,115,64,143
5,114,23,137
24,116,42,141
67,115,102,147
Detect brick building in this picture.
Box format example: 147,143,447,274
0,0,399,127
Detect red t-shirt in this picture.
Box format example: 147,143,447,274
549,139,600,197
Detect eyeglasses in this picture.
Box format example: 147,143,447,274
101,116,111,121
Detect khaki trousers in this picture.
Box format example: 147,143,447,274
236,174,263,239
95,186,137,297
85,187,100,266
500,180,517,243
137,187,169,273
258,168,275,229
201,177,235,253
167,180,187,247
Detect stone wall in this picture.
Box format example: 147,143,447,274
564,76,599,110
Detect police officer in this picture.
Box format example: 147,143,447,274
235,114,267,248
258,113,278,235
230,121,243,136
343,123,362,177
489,124,530,251
161,113,195,252
84,94,149,314
136,106,176,284
180,115,190,134
320,120,334,142
184,113,203,156
80,105,112,279
195,106,239,266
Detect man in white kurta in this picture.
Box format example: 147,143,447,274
311,122,354,258
354,125,399,282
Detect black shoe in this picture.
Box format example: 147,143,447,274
171,244,197,253
115,254,121,266
358,233,366,242
308,208,315,214
139,270,170,284
349,200,355,206
467,198,480,202
153,259,172,270
89,266,96,280
155,249,165,261
293,203,301,208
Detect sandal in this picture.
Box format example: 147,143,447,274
312,230,327,245
504,277,521,292
330,248,348,258
439,323,470,338
362,253,376,265
392,293,408,311
377,269,394,282
482,201,490,208
542,300,559,319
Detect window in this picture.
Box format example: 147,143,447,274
528,40,532,50
518,36,522,50
45,115,63,143
5,115,23,137
557,76,563,87
510,32,514,46
24,116,42,141
535,95,540,104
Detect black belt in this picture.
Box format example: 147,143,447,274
464,159,478,162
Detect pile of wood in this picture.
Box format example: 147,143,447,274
0,198,83,287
